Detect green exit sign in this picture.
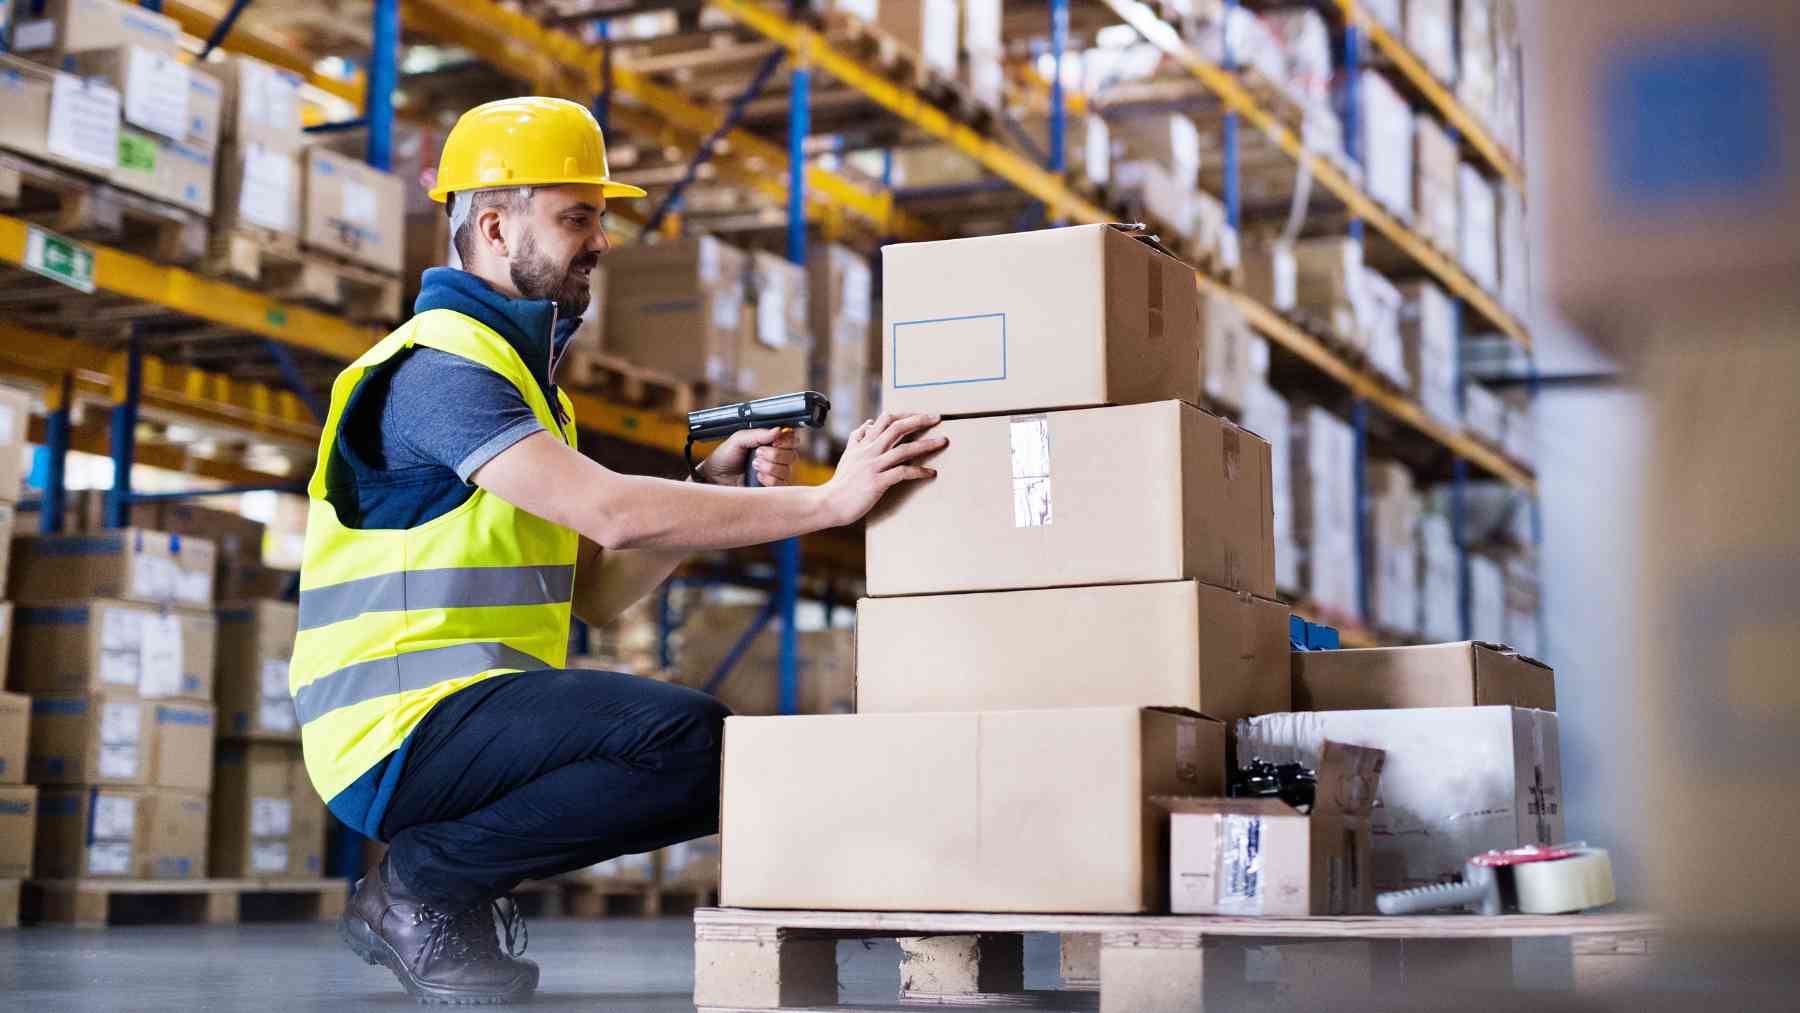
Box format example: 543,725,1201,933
23,226,96,294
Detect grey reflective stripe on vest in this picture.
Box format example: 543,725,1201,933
297,564,575,631
293,642,549,726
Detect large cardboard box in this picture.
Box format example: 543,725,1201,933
197,54,305,154
215,601,299,739
28,693,149,785
866,401,1275,597
109,128,214,215
603,237,747,388
10,0,181,63
302,147,405,273
0,783,36,877
10,528,215,607
0,689,27,784
147,700,213,792
215,142,302,237
740,252,811,398
1161,741,1385,916
1293,641,1555,712
722,707,1223,912
1238,706,1563,891
36,786,207,878
880,224,1202,417
69,45,221,149
0,53,120,175
856,581,1291,722
11,601,216,699
1360,70,1414,219
1293,237,1365,345
210,741,326,878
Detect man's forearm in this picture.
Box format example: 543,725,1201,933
589,473,833,551
571,542,687,628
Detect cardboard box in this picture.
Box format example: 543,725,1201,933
11,601,217,699
865,401,1275,597
35,785,142,877
0,384,29,504
1362,268,1409,388
1114,116,1202,188
147,700,213,792
69,45,220,148
10,0,181,63
875,0,958,76
1360,70,1414,218
1238,706,1563,891
28,693,150,785
1417,513,1460,642
210,741,326,878
880,224,1202,418
603,237,747,388
10,528,216,607
1291,405,1358,617
808,245,873,442
215,141,302,236
109,128,214,215
1399,280,1458,426
1243,240,1296,312
856,581,1291,722
1459,163,1499,292
302,146,404,272
1293,237,1366,345
1241,382,1296,591
739,251,811,398
215,601,299,739
1161,741,1385,915
721,707,1223,912
1293,641,1555,712
0,783,36,877
130,502,264,561
1404,0,1456,85
1200,290,1253,416
1456,0,1497,134
0,54,121,174
1414,115,1460,255
0,690,27,784
197,54,305,153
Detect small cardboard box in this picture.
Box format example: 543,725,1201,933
12,601,217,699
214,601,300,739
10,528,216,607
1160,741,1386,915
1293,641,1556,712
216,141,302,237
856,581,1291,722
0,690,28,784
28,693,149,785
196,54,305,154
142,787,209,879
880,224,1202,418
10,0,182,64
302,146,404,272
110,128,215,215
35,785,146,877
721,707,1223,912
739,252,811,398
602,237,747,388
0,783,36,877
865,401,1275,597
147,701,213,792
1238,706,1563,891
68,45,221,148
211,741,326,878
0,54,120,175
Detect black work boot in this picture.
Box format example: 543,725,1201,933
340,857,539,1005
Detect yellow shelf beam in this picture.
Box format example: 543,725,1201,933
1098,0,1531,351
162,1,366,106
1335,0,1523,189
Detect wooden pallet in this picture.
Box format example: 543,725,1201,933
201,227,404,324
561,349,706,418
692,907,1662,1012
819,11,992,130
512,876,720,919
24,877,349,928
0,150,206,265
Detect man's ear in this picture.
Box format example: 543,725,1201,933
476,203,510,261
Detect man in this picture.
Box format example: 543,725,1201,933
295,97,945,1005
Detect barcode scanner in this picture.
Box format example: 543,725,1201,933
685,391,831,486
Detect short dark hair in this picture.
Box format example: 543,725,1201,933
450,186,533,267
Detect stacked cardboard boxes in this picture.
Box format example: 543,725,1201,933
808,244,875,444
9,528,216,878
204,54,307,250
1416,511,1460,642
723,225,1292,913
1398,280,1459,428
301,145,405,274
1414,115,1460,256
742,251,812,399
1366,461,1420,637
602,237,748,391
1291,404,1358,621
0,390,31,882
1459,162,1500,293
1359,70,1414,220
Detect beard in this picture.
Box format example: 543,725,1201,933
510,231,598,318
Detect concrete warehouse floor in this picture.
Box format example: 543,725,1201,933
0,917,1072,1011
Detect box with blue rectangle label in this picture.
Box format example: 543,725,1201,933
880,224,1203,417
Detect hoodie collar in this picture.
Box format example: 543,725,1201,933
413,267,583,406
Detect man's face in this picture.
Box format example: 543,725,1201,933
505,183,609,318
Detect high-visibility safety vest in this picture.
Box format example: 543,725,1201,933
291,308,580,801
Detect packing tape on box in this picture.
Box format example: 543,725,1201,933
1009,415,1052,528
1148,255,1165,341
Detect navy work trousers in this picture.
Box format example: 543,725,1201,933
378,669,729,910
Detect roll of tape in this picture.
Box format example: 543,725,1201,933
1513,847,1616,914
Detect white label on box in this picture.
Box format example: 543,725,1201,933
100,701,142,746
48,73,122,169
259,658,297,732
260,658,291,699
341,178,376,226
93,794,138,839
87,842,133,876
240,145,296,232
698,241,720,284
99,649,140,687
98,743,139,779
251,797,293,837
13,18,55,51
705,355,728,385
251,841,289,875
0,403,17,443
124,48,191,140
243,61,300,133
1216,813,1265,915
755,290,787,348
841,269,871,324
1008,416,1053,528
130,553,177,602
710,290,741,331
174,565,211,605
100,606,145,651
138,613,183,697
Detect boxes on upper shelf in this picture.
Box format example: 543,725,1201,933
109,128,214,214
128,502,265,561
198,54,306,154
603,236,746,389
214,601,299,739
722,707,1222,912
303,147,405,273
1415,115,1460,255
0,385,29,504
1111,113,1202,188
875,0,958,77
211,741,326,878
1293,641,1555,712
10,528,215,607
1399,280,1459,427
880,225,1202,418
1239,705,1562,891
11,601,216,699
10,0,182,64
808,244,873,442
856,581,1291,722
1359,70,1414,219
216,142,303,237
1200,290,1254,417
0,53,120,175
68,45,221,149
1243,240,1296,313
0,690,28,784
1293,237,1365,346
740,251,810,399
36,785,208,878
0,783,36,877
864,401,1274,598
1291,405,1358,618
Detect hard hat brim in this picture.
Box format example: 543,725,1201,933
429,175,648,202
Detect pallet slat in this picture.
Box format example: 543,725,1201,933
25,877,349,928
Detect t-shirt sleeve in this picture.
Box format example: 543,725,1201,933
380,348,546,483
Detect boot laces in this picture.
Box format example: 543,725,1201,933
494,896,528,958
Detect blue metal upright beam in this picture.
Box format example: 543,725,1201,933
103,339,143,530
593,18,612,133
1351,399,1371,627
772,61,811,717
39,377,71,533
367,0,398,171
1342,21,1365,244
198,0,254,59
1222,0,1240,229
1048,0,1068,175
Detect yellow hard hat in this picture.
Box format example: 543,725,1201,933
429,96,646,202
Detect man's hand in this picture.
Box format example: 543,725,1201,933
699,427,799,487
820,413,947,526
